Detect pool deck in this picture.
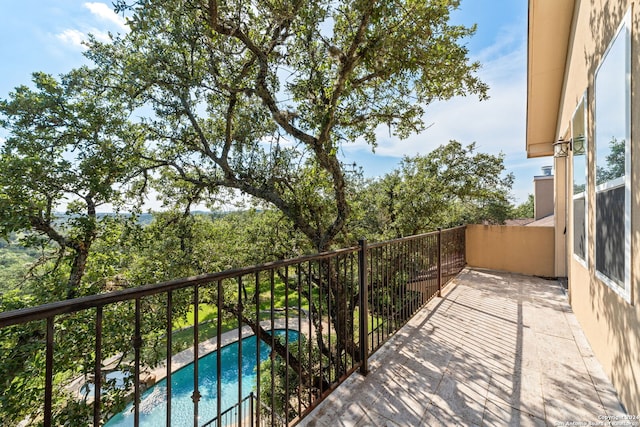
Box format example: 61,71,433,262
298,268,627,426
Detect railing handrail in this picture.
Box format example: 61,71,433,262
0,245,359,328
366,225,465,249
0,226,466,327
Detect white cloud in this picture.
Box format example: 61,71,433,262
340,26,546,203
89,29,113,43
55,27,113,50
84,2,128,31
259,134,297,149
54,3,127,51
343,47,527,160
56,29,87,48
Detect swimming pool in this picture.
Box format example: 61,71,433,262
105,330,298,427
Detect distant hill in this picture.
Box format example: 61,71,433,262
52,210,224,226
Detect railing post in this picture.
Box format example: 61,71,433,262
358,238,369,375
437,228,442,297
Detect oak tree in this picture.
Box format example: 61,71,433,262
86,0,489,406
95,0,488,252
0,69,145,299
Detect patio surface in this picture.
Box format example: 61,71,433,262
299,268,627,426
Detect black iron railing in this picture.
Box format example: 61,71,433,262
0,226,466,426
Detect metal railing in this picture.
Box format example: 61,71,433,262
0,226,466,426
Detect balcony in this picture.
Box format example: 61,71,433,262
298,268,626,426
0,226,626,426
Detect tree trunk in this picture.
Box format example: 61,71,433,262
66,244,90,299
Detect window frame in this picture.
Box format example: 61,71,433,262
572,93,588,267
593,9,632,303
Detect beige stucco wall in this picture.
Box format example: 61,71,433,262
466,224,554,277
534,175,554,220
552,0,640,413
553,157,568,278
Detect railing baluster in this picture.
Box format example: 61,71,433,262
192,285,200,427
269,269,275,427
250,391,255,426
326,258,332,389
423,236,426,299
254,272,261,427
284,266,290,426
44,316,54,427
296,262,302,418
134,298,141,427
94,306,103,426
400,241,403,322
237,276,243,426
383,247,386,342
395,242,400,330
342,254,348,372
393,242,397,330
167,291,173,426
385,244,390,342
437,228,443,297
316,260,322,402
390,243,395,332
407,240,411,315
358,239,369,374
424,235,429,303
306,260,312,412
371,246,376,352
399,241,404,324
216,279,223,427
349,253,355,371
411,239,416,315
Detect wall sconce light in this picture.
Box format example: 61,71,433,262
572,135,586,155
553,138,570,157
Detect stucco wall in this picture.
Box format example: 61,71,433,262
552,0,640,413
534,176,554,220
465,224,555,277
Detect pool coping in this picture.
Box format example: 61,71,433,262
146,317,311,385
68,316,311,404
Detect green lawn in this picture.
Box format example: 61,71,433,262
164,276,315,357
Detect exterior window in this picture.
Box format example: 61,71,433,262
594,10,631,302
572,96,587,265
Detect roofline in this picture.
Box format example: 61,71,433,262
526,0,576,158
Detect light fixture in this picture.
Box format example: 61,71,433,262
572,135,586,155
553,138,570,157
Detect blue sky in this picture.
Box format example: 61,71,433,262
0,1,549,206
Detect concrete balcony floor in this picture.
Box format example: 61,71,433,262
300,268,626,426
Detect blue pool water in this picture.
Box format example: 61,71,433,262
105,330,298,427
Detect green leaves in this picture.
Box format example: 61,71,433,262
84,0,488,251
356,141,514,238
0,68,147,298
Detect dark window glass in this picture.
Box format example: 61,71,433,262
595,186,625,287
573,197,585,260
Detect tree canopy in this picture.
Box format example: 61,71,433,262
355,141,513,239
90,0,488,251
0,69,145,298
